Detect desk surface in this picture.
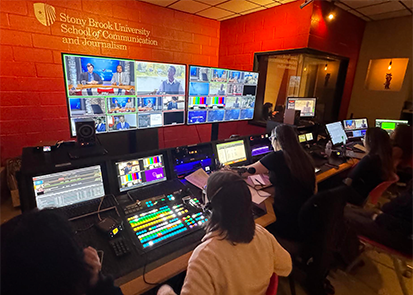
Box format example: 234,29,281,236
119,159,358,295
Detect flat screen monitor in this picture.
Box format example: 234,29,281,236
326,122,348,145
298,132,313,143
216,140,247,166
286,97,316,117
187,65,258,125
32,165,105,209
115,154,167,192
375,119,409,134
63,54,187,136
249,134,273,158
343,118,368,139
171,143,215,178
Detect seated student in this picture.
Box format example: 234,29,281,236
244,124,317,239
158,171,292,295
344,127,394,206
391,125,413,169
345,181,413,254
1,209,123,295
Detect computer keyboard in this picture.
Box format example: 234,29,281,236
62,194,119,220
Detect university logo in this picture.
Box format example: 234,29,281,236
33,3,56,26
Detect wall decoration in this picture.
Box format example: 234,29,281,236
365,58,409,92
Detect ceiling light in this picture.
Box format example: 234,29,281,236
328,13,334,20
388,60,392,70
324,64,328,71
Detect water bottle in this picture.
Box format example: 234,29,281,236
325,140,332,157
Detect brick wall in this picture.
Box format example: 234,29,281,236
0,0,220,163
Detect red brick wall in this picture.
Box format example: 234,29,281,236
0,0,220,163
308,1,365,119
218,0,365,137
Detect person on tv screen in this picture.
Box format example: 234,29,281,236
233,97,240,108
112,99,121,109
302,101,311,115
95,118,106,132
167,96,178,110
111,65,130,95
116,116,130,130
345,120,356,129
157,66,184,95
125,98,134,109
123,162,133,174
79,63,103,96
146,99,153,110
361,119,367,128
217,84,225,95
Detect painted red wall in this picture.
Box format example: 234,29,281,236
218,0,365,138
0,0,220,163
308,1,365,119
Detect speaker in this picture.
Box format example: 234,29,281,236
75,118,96,147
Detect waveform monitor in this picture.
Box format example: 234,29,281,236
326,121,347,146
32,165,105,209
116,154,167,192
287,97,316,117
375,119,409,134
216,140,247,166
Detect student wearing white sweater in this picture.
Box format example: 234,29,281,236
158,171,292,295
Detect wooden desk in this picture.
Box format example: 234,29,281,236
119,198,276,295
316,158,359,184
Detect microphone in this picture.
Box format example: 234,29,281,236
230,167,256,174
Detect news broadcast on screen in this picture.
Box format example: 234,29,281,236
187,65,258,124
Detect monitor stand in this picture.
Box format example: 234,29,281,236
68,144,107,159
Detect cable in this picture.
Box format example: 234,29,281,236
195,125,202,143
74,223,95,234
142,250,160,286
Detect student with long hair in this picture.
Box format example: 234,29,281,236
245,124,317,239
344,127,395,205
158,171,292,295
1,209,123,295
391,124,413,169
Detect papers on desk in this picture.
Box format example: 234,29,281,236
248,186,271,204
346,150,365,159
245,174,272,189
354,144,367,153
185,168,209,190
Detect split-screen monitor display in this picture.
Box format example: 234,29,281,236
187,66,258,124
63,54,186,135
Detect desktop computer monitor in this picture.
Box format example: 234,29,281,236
286,97,316,117
298,132,314,144
375,119,409,134
171,143,215,178
115,154,167,192
343,118,368,139
249,134,273,158
215,139,247,166
326,121,348,145
32,165,105,209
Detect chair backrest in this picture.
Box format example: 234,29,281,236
368,174,400,205
266,273,278,295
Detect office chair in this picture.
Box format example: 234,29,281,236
266,273,279,295
367,173,399,206
276,186,349,295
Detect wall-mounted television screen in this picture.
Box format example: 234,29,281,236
63,54,187,136
187,65,258,125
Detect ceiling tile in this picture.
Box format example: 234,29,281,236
248,0,275,5
197,7,235,18
277,0,297,3
140,0,178,6
347,9,367,17
195,0,228,6
401,0,413,8
265,2,281,7
217,0,260,13
334,2,351,11
218,13,240,20
369,8,412,20
340,0,387,9
169,0,211,13
357,1,405,15
240,6,266,14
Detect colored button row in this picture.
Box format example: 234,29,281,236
139,223,184,243
132,213,174,231
142,227,188,248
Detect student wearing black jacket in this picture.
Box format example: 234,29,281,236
1,209,123,295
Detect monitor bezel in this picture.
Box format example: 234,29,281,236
187,64,258,125
26,162,110,211
213,137,249,167
61,52,188,137
286,97,317,118
112,149,171,193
